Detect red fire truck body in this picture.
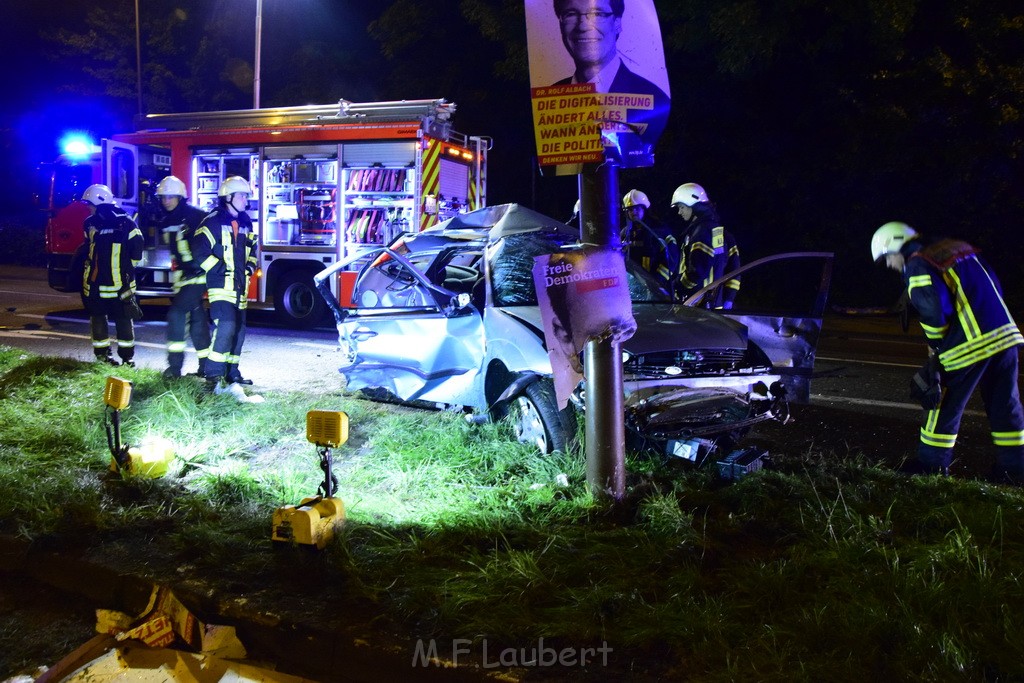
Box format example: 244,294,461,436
42,98,490,327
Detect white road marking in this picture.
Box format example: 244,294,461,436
0,289,72,299
13,312,166,327
292,342,339,350
0,329,167,350
812,393,985,417
817,355,919,369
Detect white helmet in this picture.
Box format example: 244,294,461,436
573,199,581,216
871,221,919,262
671,182,709,207
155,175,187,197
81,184,115,206
218,176,251,197
623,189,650,209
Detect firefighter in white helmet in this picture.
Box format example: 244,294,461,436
80,184,144,366
669,182,740,308
192,176,261,401
155,175,212,379
871,221,1024,483
621,189,676,294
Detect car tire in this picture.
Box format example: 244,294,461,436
273,270,328,329
509,379,575,453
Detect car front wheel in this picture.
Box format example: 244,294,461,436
509,380,574,453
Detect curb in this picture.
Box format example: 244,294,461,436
0,534,508,682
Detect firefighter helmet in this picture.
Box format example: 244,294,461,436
623,189,650,209
671,183,709,207
218,176,251,197
155,175,187,197
81,184,114,206
870,221,918,262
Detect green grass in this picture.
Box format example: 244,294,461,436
2,345,1024,679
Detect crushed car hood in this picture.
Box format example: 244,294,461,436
499,303,749,353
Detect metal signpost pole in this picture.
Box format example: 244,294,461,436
254,0,263,109
580,163,625,501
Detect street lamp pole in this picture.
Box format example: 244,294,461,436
135,0,143,115
254,0,263,109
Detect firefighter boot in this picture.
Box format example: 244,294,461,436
225,363,253,386
95,352,119,367
164,352,184,379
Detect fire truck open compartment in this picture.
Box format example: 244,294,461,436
41,98,490,328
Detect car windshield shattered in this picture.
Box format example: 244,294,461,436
315,203,832,457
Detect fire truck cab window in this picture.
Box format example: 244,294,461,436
109,149,135,201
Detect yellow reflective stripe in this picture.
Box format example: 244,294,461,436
907,274,932,295
726,279,741,291
992,431,1024,446
944,268,982,340
200,255,219,271
920,429,957,448
939,324,1024,370
691,242,715,257
92,340,110,349
167,341,187,353
196,348,210,359
207,350,228,363
919,322,948,339
207,288,237,304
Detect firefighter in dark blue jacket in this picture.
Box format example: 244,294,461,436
155,175,212,379
193,176,260,401
80,184,144,366
872,221,1024,483
670,183,740,308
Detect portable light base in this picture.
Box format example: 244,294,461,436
271,410,349,549
271,496,345,550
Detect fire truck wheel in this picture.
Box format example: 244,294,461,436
273,270,327,329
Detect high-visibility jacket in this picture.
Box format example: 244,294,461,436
193,206,258,306
676,208,741,307
903,238,1023,371
158,202,210,292
82,205,143,299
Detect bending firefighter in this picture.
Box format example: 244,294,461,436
670,183,740,308
80,184,144,366
193,176,261,401
871,221,1024,483
156,175,212,379
621,189,676,294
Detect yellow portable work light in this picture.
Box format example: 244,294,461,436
271,410,349,550
102,376,173,478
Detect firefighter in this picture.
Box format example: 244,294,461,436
80,184,144,366
871,221,1024,483
193,176,260,400
155,175,212,379
669,182,740,308
621,189,676,294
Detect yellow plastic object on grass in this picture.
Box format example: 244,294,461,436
109,437,175,478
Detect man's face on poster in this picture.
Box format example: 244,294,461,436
555,0,622,72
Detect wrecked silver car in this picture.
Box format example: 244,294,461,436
314,203,833,454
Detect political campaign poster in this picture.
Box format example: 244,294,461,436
524,0,671,172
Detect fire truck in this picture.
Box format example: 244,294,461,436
41,98,490,327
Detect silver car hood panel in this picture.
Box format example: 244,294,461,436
497,303,748,354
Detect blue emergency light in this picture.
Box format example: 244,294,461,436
60,134,98,160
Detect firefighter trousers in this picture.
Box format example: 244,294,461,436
90,313,135,362
918,346,1024,481
204,299,247,383
166,284,211,374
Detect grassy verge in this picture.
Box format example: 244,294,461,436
2,345,1024,679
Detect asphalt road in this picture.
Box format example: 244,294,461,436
0,265,344,396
